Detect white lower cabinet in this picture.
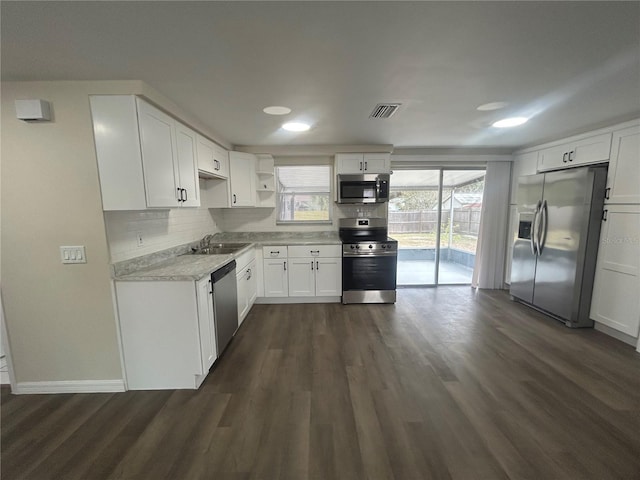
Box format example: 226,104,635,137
263,246,289,297
115,278,216,390
261,244,341,300
237,258,257,325
288,256,342,297
590,205,640,338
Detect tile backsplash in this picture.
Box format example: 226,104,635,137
104,206,220,263
217,203,387,232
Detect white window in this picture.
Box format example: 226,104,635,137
276,165,332,224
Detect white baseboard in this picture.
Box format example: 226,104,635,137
255,296,341,304
14,379,126,394
594,322,638,347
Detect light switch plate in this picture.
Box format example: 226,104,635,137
60,246,87,264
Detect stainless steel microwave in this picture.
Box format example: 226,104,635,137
337,174,390,204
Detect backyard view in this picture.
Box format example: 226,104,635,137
389,169,485,285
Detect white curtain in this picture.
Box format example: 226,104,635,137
472,161,511,289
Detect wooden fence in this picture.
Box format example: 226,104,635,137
388,208,482,236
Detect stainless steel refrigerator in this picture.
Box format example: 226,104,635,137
510,166,607,328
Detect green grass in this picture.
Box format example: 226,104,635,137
391,232,478,253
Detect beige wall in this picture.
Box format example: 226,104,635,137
1,80,227,384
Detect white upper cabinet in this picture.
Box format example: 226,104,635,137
90,95,200,210
335,153,391,174
196,134,229,180
174,122,200,207
509,151,539,204
537,132,612,172
228,152,257,207
605,125,640,204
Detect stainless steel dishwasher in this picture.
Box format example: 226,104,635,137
211,260,239,355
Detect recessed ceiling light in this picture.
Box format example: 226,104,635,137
282,122,310,132
477,101,508,111
263,106,292,115
492,117,528,128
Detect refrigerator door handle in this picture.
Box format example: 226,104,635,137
532,200,542,255
530,206,539,255
538,200,548,254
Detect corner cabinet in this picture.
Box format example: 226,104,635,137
115,278,216,390
335,153,391,174
196,134,229,180
90,95,200,210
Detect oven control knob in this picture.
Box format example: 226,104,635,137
356,245,360,249
350,245,355,249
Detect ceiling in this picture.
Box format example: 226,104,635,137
2,1,639,150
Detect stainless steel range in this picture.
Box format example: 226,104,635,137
339,218,398,304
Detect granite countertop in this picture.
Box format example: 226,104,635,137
114,244,254,282
113,231,342,281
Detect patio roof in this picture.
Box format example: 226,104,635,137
390,169,485,189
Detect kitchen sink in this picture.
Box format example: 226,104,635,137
187,243,251,255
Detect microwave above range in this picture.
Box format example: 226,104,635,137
337,173,390,204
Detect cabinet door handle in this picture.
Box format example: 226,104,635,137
208,279,213,294
183,189,188,202
562,153,568,163
233,194,237,204
270,251,280,256
359,161,363,171
310,250,320,256
311,261,314,270
316,260,319,270
364,161,368,171
568,150,575,162
247,268,251,280
602,209,608,221
177,187,183,202
283,261,287,271
605,187,611,200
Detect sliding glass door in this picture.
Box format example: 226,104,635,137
389,168,485,286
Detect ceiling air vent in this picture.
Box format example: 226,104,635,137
369,103,401,119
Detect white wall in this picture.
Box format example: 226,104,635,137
1,80,229,386
105,184,220,262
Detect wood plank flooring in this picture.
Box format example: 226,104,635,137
2,287,640,479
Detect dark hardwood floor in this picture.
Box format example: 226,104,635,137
2,287,640,480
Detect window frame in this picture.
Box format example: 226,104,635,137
275,165,333,225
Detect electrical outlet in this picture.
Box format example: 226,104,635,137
60,246,87,264
136,232,144,247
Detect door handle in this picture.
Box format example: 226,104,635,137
311,261,314,270
247,268,251,280
531,203,539,255
233,194,237,204
316,260,319,270
283,261,287,271
208,279,212,295
359,161,363,171
538,200,548,254
177,187,183,202
562,153,568,163
182,189,188,202
364,161,368,171
568,150,575,162
605,187,610,200
602,209,608,221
